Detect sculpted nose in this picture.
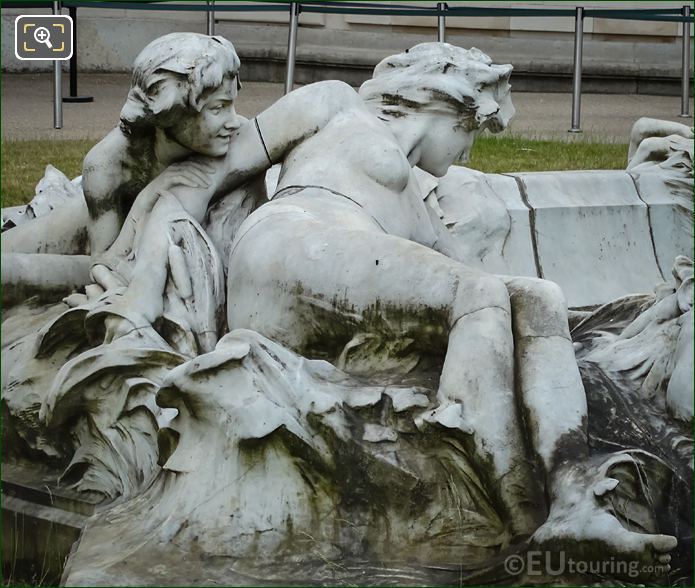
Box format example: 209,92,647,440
224,111,241,131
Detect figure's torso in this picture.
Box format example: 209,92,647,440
273,106,438,246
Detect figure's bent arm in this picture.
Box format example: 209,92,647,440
82,137,131,255
628,117,694,161
220,81,363,193
145,82,363,227
256,81,362,163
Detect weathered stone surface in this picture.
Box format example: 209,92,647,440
1,36,691,587
435,165,693,307
1,165,89,256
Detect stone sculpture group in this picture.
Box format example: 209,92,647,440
2,33,692,586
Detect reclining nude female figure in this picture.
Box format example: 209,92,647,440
101,43,676,567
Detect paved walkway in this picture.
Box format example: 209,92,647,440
2,73,693,143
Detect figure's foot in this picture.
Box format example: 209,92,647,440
531,455,676,581
532,503,675,579
103,314,139,343
84,296,158,346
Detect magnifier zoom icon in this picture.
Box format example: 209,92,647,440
33,26,53,48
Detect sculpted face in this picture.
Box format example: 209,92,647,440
166,76,240,157
415,112,478,177
360,43,515,177
414,82,514,177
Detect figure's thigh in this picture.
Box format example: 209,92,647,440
227,214,496,354
2,198,90,255
501,276,571,339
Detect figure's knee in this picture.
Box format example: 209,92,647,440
451,272,511,324
511,277,566,308
507,277,570,339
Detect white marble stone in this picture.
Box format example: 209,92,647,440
1,37,691,587
518,170,663,305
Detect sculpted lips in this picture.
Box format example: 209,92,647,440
215,134,232,146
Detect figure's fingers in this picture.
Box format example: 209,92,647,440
164,162,214,186
38,398,52,424
139,186,162,213
170,174,199,189
187,160,215,173
179,169,211,187
91,264,124,291
649,534,678,553
63,293,89,308
85,283,105,299
168,161,213,174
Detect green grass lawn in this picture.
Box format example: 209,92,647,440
2,139,97,208
467,135,628,174
0,136,629,209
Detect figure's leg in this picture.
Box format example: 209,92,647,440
1,197,90,255
503,276,677,571
91,193,186,340
228,215,543,535
502,277,587,476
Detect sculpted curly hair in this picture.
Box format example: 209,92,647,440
119,33,241,134
359,42,514,133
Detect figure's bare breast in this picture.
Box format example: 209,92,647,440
274,108,435,243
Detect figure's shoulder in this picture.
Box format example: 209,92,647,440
82,129,133,194
301,79,359,99
83,128,129,174
291,80,364,114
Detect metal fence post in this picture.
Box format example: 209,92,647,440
437,3,447,43
63,5,93,103
53,0,62,129
680,4,691,118
285,2,300,94
569,6,584,133
206,0,215,36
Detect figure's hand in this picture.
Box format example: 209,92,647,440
146,160,215,202
627,134,692,172
628,117,694,162
63,265,124,308
125,161,215,226
99,161,214,265
91,263,126,291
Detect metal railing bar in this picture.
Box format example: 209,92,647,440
680,4,692,118
298,0,435,10
61,2,291,11
583,13,692,23
437,2,446,43
57,1,693,22
53,0,63,129
206,0,215,35
300,5,449,16
34,0,694,133
285,1,299,94
569,6,584,133
585,7,685,16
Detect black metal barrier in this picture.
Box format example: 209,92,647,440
5,1,692,129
